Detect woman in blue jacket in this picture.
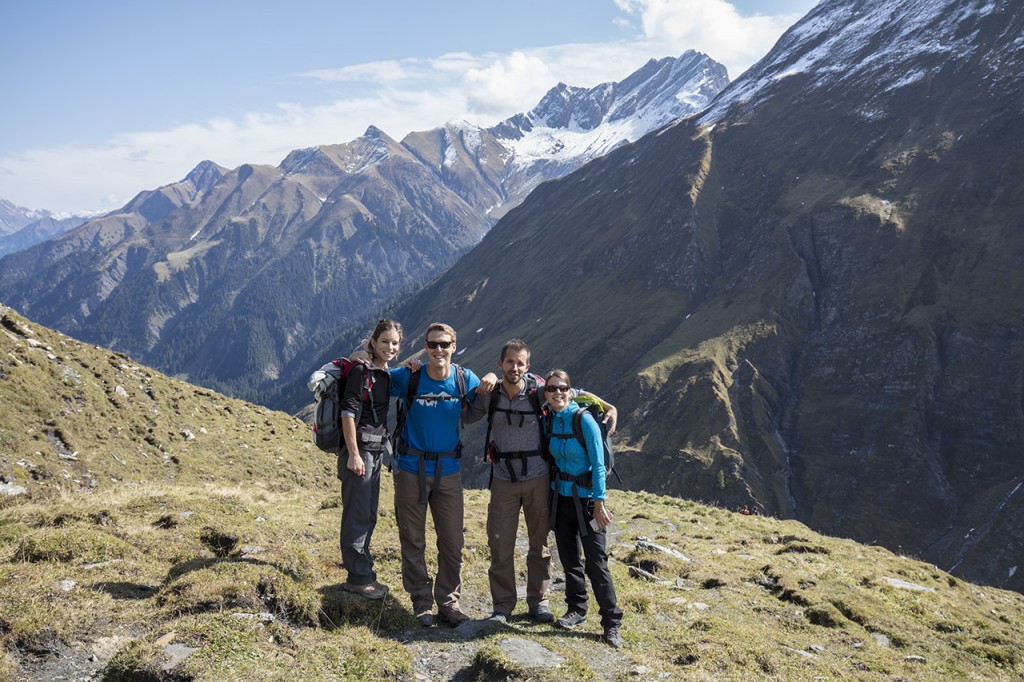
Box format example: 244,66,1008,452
544,369,623,648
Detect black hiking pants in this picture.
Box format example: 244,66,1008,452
340,448,383,585
551,493,622,629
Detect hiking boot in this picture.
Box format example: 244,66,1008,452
556,611,587,629
438,608,470,627
529,605,554,623
415,609,434,627
602,626,623,648
341,581,388,600
488,611,508,623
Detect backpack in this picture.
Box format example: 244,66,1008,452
311,358,375,453
392,364,469,503
543,394,621,487
485,373,545,482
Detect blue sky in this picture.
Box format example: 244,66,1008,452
0,0,818,214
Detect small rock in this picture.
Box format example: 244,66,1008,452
154,632,176,647
905,655,927,664
883,577,934,592
498,637,564,669
0,482,27,497
161,643,197,671
635,539,692,562
60,580,77,592
872,633,891,647
629,565,659,582
181,430,195,440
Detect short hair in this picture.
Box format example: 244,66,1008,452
545,369,571,387
500,338,531,362
425,322,457,343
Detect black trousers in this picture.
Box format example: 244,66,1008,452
551,493,623,629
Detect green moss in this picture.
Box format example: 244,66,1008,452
12,527,137,564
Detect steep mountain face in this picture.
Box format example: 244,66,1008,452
0,52,726,402
322,0,1023,591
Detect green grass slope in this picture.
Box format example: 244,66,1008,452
1,305,1022,680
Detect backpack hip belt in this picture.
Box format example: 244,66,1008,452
397,440,463,504
491,446,544,483
550,465,594,537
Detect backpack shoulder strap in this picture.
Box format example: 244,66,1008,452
524,375,543,415
454,364,467,402
407,366,421,403
571,409,588,453
486,389,501,424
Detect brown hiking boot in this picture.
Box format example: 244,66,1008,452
437,608,470,627
341,581,388,600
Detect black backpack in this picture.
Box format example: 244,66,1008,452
312,358,375,453
392,364,469,504
543,395,620,488
485,373,545,482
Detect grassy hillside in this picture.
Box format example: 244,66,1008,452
1,305,1022,680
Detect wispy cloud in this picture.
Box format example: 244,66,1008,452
613,0,804,78
0,1,808,213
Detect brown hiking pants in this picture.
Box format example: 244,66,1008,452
393,467,465,614
487,473,552,615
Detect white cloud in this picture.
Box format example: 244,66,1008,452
613,0,803,78
301,59,416,83
463,51,554,118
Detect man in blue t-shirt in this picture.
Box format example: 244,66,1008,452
391,322,480,627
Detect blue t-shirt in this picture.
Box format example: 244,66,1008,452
390,365,480,477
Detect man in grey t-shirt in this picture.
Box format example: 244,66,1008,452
466,339,616,623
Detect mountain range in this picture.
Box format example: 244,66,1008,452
0,50,727,402
294,0,1024,593
0,199,93,258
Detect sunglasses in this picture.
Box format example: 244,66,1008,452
544,384,571,393
426,340,453,349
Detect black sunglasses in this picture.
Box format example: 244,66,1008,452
426,340,453,349
544,384,571,393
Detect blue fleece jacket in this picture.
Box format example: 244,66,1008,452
547,401,606,500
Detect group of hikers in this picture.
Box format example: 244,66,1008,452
309,320,624,648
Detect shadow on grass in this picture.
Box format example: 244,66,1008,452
89,581,159,600
165,555,302,582
317,583,411,632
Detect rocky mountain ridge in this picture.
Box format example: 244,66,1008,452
0,51,725,403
